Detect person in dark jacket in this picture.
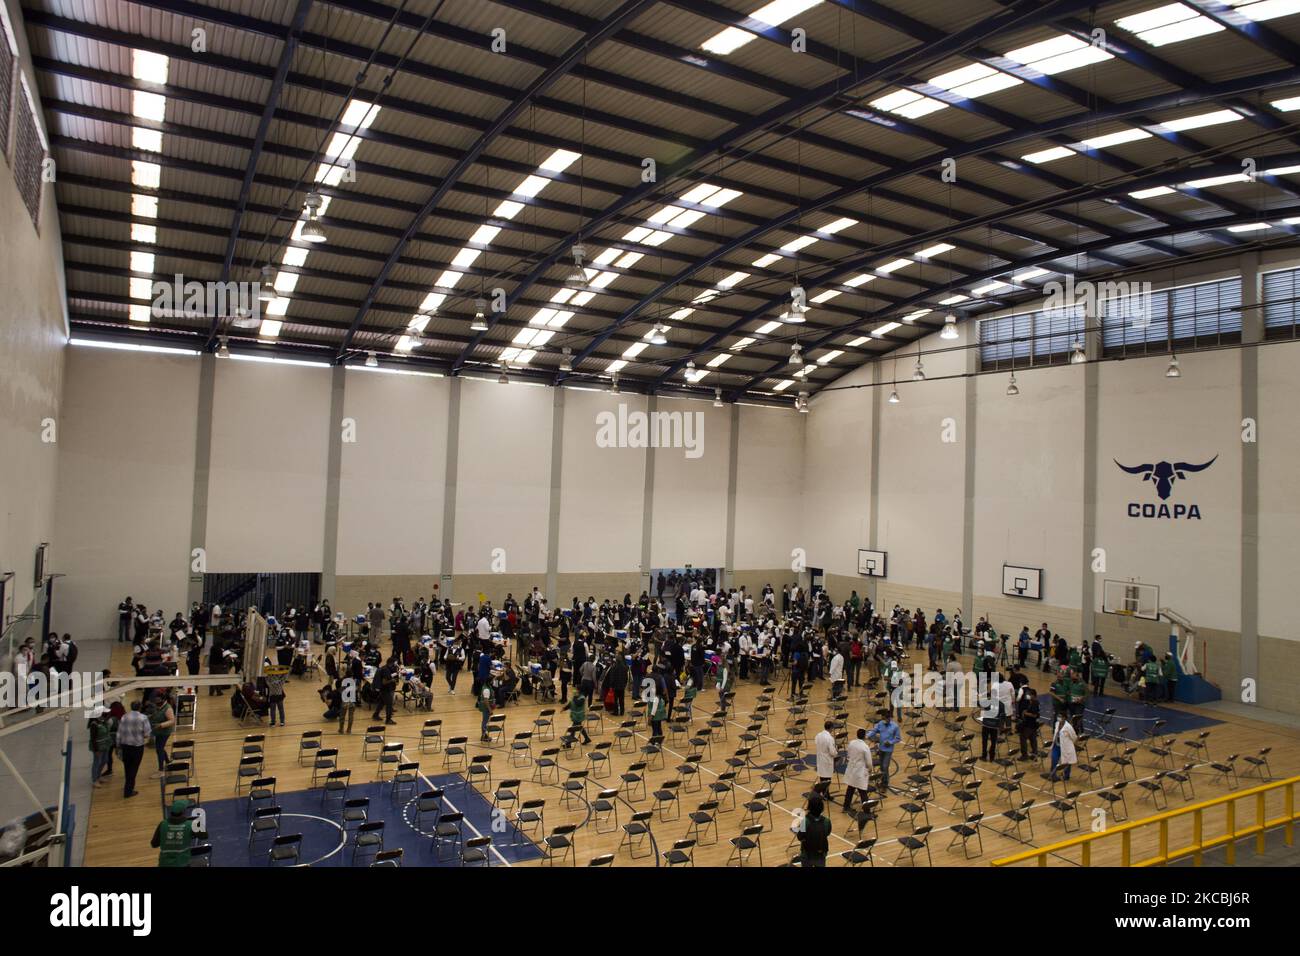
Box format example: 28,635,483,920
602,655,629,716
207,639,226,696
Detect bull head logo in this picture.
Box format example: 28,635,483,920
1114,455,1217,500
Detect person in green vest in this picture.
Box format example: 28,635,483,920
1142,656,1162,702
150,799,199,867
565,692,591,747
1068,645,1083,671
1089,650,1110,696
1068,672,1088,722
1049,667,1070,717
941,631,953,661
1161,653,1178,702
849,591,861,615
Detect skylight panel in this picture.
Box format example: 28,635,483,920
915,242,954,259
1022,146,1074,164
700,0,823,55
843,273,876,287
846,336,870,347
818,350,844,363
939,294,971,305
1080,128,1150,149
1130,185,1176,198
1271,95,1300,111
1011,268,1050,282
341,99,378,129
772,379,794,391
131,50,170,84
756,320,782,334
707,354,731,368
468,224,502,246
131,160,161,188
129,251,154,273
131,90,166,122
1160,109,1242,132
810,290,841,303
972,281,1009,295
1004,34,1112,74
131,195,158,218
752,253,781,268
876,259,912,274
131,223,156,244
539,148,581,173
872,322,901,336
132,127,163,153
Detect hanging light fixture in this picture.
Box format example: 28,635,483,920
684,359,696,382
1165,354,1181,379
912,357,925,382
888,388,900,404
258,264,278,303
560,347,573,372
610,373,620,394
365,351,378,368
498,365,509,385
566,244,589,292
649,324,668,346
300,192,327,243
940,313,959,340
471,298,489,332
787,284,808,322
790,342,803,365
1006,371,1020,396
713,387,723,408
797,391,810,414
216,336,230,359
1070,340,1086,365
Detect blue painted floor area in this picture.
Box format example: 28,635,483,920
1040,693,1222,739
196,775,543,867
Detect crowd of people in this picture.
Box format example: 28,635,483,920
94,582,1190,867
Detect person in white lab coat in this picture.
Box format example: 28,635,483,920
842,727,874,813
1048,715,1079,782
814,721,838,798
828,648,845,699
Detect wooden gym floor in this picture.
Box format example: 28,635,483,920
83,643,1300,867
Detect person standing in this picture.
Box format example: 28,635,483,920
1162,653,1178,702
118,597,134,643
603,654,628,717
813,720,838,798
88,711,114,787
1090,646,1109,696
207,638,226,697
842,727,874,813
150,799,199,867
337,676,357,735
867,710,900,793
795,795,832,867
145,691,176,777
1016,687,1041,758
828,647,845,700
1048,715,1078,782
266,669,287,727
116,701,152,798
372,657,398,725
444,640,464,694
476,682,495,743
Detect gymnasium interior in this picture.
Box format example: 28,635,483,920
2,0,1300,889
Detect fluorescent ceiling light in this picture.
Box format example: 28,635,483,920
902,309,931,322
707,354,731,367
1080,128,1150,149
1011,268,1050,282
131,161,161,188
818,350,843,364
680,183,721,204
1185,173,1250,188
872,322,901,336
731,337,755,350
876,259,912,274
846,336,870,347
1264,163,1300,175
340,99,378,129
1271,95,1300,111
1130,185,1176,198
539,148,581,173
810,290,840,303
843,273,876,287
1004,34,1112,75
131,194,158,218
939,294,971,305
700,0,822,55
972,281,1009,295
915,242,954,258
132,127,163,153
717,271,749,289
1022,146,1074,164
772,379,794,391
752,253,781,268
131,50,169,84
1160,109,1242,132
821,217,857,234
1227,222,1270,232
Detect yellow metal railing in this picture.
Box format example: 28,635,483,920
991,774,1299,867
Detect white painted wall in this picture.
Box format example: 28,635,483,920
205,358,332,571
649,396,731,568
0,0,67,629
972,363,1084,611
1254,339,1300,641
801,364,873,578
874,332,968,593
1094,350,1241,632
734,403,805,570
453,378,553,574
557,389,646,573
336,369,449,575
52,347,199,638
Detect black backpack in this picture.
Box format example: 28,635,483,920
801,814,830,856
